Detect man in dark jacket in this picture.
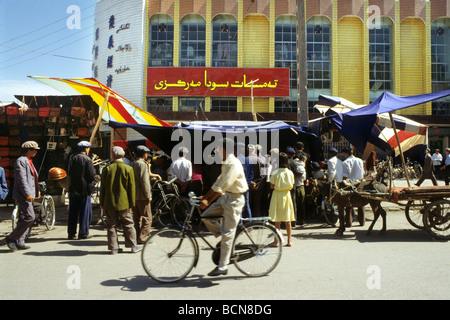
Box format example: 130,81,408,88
68,141,96,239
415,148,438,186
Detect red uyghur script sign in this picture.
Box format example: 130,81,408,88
147,67,290,97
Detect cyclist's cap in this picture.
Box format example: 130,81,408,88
77,141,92,148
22,141,40,150
136,145,150,153
285,147,295,154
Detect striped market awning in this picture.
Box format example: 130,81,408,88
29,76,171,127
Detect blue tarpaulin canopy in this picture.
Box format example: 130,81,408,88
326,90,450,152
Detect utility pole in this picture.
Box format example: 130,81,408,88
296,0,308,127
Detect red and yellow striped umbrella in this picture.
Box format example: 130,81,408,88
30,76,171,127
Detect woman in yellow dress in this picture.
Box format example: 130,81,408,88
269,152,295,247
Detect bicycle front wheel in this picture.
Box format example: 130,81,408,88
141,228,198,283
232,222,282,277
43,196,56,230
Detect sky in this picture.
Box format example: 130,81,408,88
0,0,97,103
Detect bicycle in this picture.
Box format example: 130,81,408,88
141,192,283,283
11,181,56,238
151,176,181,227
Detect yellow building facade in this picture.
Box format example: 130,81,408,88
143,0,450,122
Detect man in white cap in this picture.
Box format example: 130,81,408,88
67,141,96,240
100,146,141,254
130,145,160,244
5,141,40,251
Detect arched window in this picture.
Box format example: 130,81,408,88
212,14,238,67
307,16,331,112
180,14,206,67
369,17,393,101
274,15,297,113
431,18,450,115
148,14,174,67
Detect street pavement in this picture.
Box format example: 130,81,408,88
0,177,449,301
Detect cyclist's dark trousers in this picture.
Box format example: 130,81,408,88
9,199,35,246
68,193,92,238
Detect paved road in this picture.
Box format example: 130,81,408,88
0,178,449,301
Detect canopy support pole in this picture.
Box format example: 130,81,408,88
89,91,110,145
389,112,410,187
246,79,259,122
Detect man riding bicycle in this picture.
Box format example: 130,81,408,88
199,137,248,276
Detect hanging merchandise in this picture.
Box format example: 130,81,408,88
46,135,57,151
6,106,19,116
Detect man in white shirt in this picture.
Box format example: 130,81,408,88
342,148,364,181
327,147,343,183
169,146,192,194
200,138,248,277
432,149,443,179
342,147,365,226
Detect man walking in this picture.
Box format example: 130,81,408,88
100,146,141,254
342,147,365,226
415,148,438,186
200,138,248,276
130,145,157,244
68,141,96,240
5,141,40,251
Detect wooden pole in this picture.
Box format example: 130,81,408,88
389,112,410,187
89,91,110,145
245,79,259,122
296,0,308,127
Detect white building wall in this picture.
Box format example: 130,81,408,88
93,0,146,108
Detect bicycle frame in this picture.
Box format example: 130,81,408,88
169,193,280,267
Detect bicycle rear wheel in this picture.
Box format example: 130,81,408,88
141,227,198,283
154,194,177,227
232,222,282,277
43,196,56,230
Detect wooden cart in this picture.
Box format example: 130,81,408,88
359,185,450,240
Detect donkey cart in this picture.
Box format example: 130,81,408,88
359,186,450,241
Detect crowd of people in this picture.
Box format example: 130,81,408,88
4,138,450,275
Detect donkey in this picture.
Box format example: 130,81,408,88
310,179,388,236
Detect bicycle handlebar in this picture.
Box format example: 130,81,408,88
155,176,177,185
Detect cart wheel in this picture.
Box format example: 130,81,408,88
405,200,428,230
423,200,450,240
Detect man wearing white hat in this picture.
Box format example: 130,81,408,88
67,141,96,240
100,146,141,254
5,141,40,251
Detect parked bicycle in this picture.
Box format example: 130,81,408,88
151,176,181,227
11,181,56,238
141,192,283,283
